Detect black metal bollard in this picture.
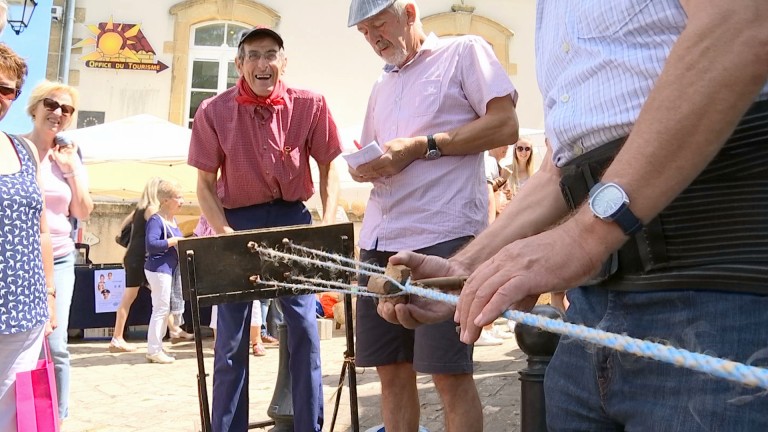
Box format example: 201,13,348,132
514,305,564,432
267,323,294,431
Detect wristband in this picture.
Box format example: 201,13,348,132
46,287,56,298
62,170,79,178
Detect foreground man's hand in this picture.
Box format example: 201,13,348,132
455,216,614,344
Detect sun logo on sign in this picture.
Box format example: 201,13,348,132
74,17,145,62
74,16,169,72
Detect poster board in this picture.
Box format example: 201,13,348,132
69,263,153,330
93,268,126,313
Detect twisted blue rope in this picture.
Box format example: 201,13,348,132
262,278,398,299
401,281,768,390
292,276,401,299
253,245,768,390
287,242,385,273
254,246,391,282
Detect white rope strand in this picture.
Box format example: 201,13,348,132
250,244,768,390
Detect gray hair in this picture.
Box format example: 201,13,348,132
156,179,183,201
390,0,422,30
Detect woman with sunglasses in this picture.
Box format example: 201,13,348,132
506,137,571,313
21,80,94,424
506,137,535,198
0,43,59,432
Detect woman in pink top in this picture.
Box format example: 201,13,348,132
22,80,93,424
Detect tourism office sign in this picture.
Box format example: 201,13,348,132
73,17,169,73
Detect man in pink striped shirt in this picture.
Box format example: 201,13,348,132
348,1,519,431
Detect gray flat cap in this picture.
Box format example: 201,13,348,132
348,0,397,27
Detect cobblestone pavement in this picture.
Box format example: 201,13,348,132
63,323,524,432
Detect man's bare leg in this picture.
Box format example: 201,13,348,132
434,373,483,432
377,362,419,432
551,291,570,312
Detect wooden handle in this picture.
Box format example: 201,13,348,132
368,264,411,296
412,276,469,291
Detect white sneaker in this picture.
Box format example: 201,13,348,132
146,351,175,364
474,330,503,346
491,327,515,340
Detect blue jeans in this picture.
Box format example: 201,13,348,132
48,251,76,420
545,287,768,431
212,201,322,432
261,299,278,336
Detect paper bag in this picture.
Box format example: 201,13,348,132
15,339,60,432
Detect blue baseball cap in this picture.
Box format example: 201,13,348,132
348,0,397,27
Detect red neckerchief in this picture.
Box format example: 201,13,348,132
235,76,286,107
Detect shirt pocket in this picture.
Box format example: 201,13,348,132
575,0,652,39
283,144,304,180
409,78,441,116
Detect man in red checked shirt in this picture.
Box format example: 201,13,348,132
188,27,341,432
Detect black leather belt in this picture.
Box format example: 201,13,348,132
558,98,768,294
559,136,667,283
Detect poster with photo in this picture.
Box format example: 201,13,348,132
94,269,126,313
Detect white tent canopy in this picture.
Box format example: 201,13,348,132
60,114,542,210
57,115,196,202
59,115,370,209
59,114,191,163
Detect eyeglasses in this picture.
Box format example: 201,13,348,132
516,146,531,152
0,85,21,101
245,51,280,62
43,98,76,116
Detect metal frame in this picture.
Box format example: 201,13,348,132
179,223,359,432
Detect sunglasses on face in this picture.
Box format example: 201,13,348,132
0,85,21,101
43,97,76,116
516,146,531,152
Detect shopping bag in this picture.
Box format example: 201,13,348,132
15,339,60,432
